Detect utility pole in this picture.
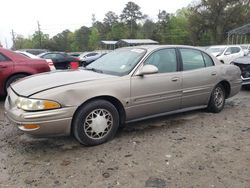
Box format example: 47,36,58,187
11,29,16,50
5,38,8,49
37,21,42,48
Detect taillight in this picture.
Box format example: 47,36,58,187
70,62,79,69
45,59,56,71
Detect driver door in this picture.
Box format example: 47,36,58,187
128,48,182,120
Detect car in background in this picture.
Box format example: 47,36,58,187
231,56,250,86
15,51,40,59
5,45,241,146
18,49,49,56
79,52,107,66
0,47,50,96
67,52,83,57
206,45,244,64
240,45,249,56
38,52,80,70
16,51,56,71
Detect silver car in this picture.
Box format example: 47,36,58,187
5,45,242,146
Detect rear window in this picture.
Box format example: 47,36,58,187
0,53,10,62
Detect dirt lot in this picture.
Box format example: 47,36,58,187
0,90,250,188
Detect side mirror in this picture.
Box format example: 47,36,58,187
224,51,231,55
136,64,158,76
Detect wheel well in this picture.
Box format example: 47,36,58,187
71,96,126,134
4,73,31,93
219,80,231,98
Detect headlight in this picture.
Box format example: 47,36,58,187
15,97,61,111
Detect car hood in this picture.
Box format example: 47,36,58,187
233,56,250,64
11,69,117,97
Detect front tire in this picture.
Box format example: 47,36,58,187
73,100,119,146
207,84,225,113
5,74,27,92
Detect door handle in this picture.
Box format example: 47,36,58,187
171,77,179,82
211,72,217,76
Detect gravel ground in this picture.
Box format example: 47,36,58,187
0,90,250,188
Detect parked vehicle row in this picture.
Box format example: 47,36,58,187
5,45,242,146
16,51,56,71
0,47,50,96
206,45,245,64
38,52,80,70
231,55,250,86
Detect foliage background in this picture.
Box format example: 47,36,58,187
13,0,250,51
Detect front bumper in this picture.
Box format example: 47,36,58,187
4,88,77,136
241,76,250,85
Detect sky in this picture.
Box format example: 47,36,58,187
0,0,192,48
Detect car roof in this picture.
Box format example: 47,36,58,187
208,45,241,48
120,45,201,51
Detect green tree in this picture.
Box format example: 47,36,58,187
166,9,191,44
141,19,155,38
50,30,73,51
88,27,100,50
103,11,119,27
71,26,90,51
15,35,33,49
120,1,145,38
107,23,129,40
31,31,50,49
188,0,250,45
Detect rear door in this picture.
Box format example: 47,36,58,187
0,53,14,91
179,48,218,108
129,48,182,120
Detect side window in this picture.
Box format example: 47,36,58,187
202,52,214,67
43,54,53,59
232,47,240,54
55,54,65,59
86,53,98,57
180,49,205,71
0,53,9,62
144,49,177,73
225,47,232,54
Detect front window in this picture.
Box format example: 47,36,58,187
144,49,177,73
206,47,226,54
86,48,146,76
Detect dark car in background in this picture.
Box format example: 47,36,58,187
231,56,250,87
0,47,50,96
79,52,107,66
19,49,49,55
38,52,80,69
67,52,83,57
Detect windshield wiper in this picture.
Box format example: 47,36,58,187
84,67,103,73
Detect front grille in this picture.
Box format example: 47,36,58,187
234,63,250,79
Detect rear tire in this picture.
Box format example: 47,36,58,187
5,74,27,92
73,100,120,146
207,84,225,113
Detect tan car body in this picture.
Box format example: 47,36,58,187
5,45,242,136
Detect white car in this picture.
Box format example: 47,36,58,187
16,50,56,71
240,45,249,56
206,45,244,64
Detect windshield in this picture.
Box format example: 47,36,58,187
206,47,226,54
86,48,146,76
207,47,226,53
241,46,247,49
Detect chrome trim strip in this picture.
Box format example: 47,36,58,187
126,105,207,123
